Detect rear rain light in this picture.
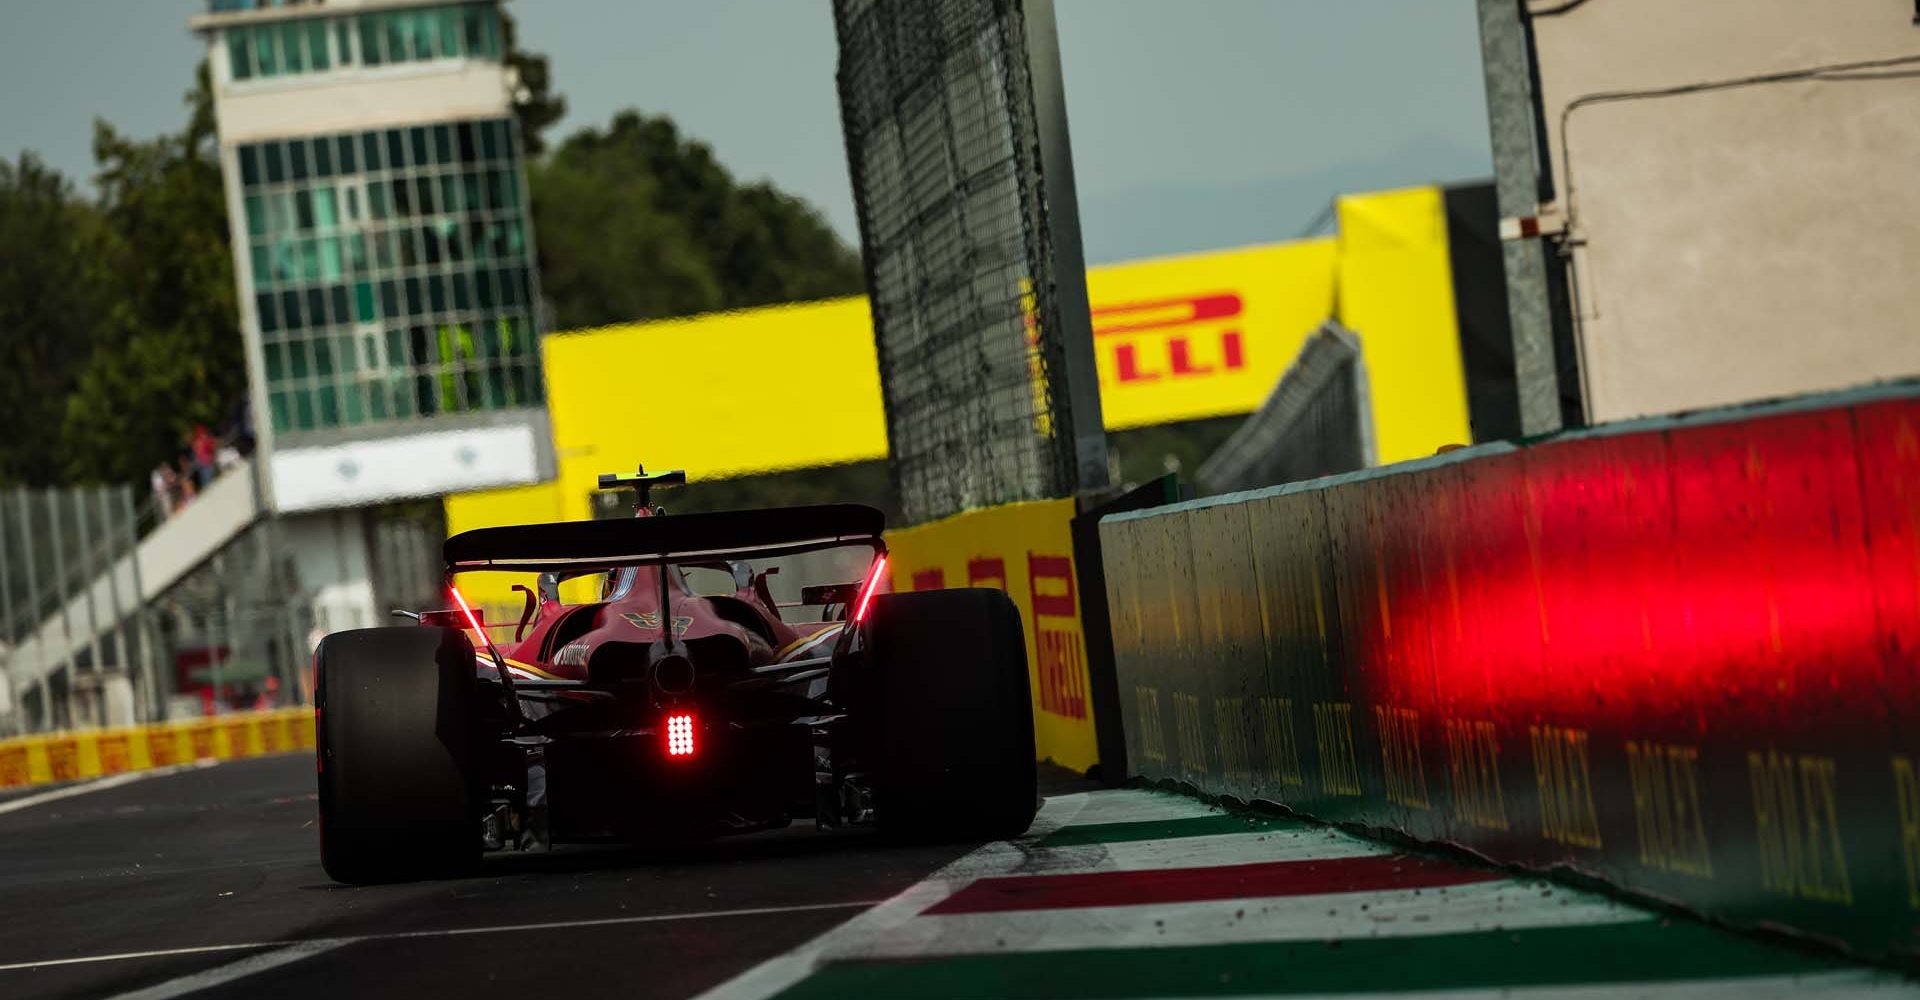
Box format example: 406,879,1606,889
853,554,888,623
665,713,696,757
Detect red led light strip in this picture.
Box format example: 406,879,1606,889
853,554,888,624
448,585,486,636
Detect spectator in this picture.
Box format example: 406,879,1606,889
229,399,256,456
150,463,177,519
175,455,199,505
190,425,218,489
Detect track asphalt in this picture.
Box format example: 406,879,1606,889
1,754,1914,999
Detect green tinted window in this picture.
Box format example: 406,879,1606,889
307,20,331,70
227,6,492,82
256,25,280,75
237,116,541,437
280,23,305,72
359,16,384,66
228,31,253,80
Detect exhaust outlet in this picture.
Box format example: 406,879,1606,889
652,653,696,695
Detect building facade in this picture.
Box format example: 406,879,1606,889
190,0,553,646
1512,0,1920,424
195,0,552,516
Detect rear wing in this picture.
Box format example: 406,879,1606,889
442,503,886,573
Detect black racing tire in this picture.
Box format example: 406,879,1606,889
863,588,1038,840
316,626,481,883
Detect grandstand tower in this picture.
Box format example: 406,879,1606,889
191,0,553,632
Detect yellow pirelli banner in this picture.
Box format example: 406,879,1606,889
1085,238,1338,430
0,708,315,791
446,184,1472,540
883,498,1097,772
446,185,1474,620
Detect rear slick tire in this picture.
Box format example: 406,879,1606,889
316,626,481,884
863,588,1038,841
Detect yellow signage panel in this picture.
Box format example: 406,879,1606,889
447,196,1471,534
1334,187,1473,463
1087,239,1337,430
884,497,1099,772
536,239,1345,507
542,297,889,504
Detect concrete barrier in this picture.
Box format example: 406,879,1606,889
1101,380,1920,964
0,707,314,790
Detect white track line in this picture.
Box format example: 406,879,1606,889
0,899,882,976
102,939,347,1000
0,943,271,974
0,760,220,817
689,793,1092,1000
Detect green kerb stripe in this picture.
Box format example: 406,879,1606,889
770,920,1842,1000
1038,814,1301,848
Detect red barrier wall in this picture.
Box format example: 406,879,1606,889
1102,384,1920,963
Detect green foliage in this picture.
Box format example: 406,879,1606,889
531,111,865,330
500,11,566,156
2,40,865,489
1107,416,1242,492
63,63,244,487
0,153,105,485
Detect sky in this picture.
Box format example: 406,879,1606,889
0,0,1493,264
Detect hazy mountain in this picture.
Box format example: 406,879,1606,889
1076,134,1493,265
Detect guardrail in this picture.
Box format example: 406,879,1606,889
0,707,313,789
1099,379,1920,966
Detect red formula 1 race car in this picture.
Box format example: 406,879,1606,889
313,469,1037,883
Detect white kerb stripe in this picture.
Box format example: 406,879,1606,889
688,792,1093,1000
828,880,1649,960
1031,826,1386,875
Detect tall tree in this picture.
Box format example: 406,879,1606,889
62,64,244,487
500,11,566,155
0,153,105,486
531,111,865,330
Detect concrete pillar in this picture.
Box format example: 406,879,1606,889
279,508,379,645
1476,0,1565,436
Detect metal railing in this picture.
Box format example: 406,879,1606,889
0,465,305,736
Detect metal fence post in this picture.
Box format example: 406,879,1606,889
204,605,220,716
0,490,14,648
43,491,78,722
1476,0,1566,435
72,488,107,683
96,490,131,699
0,491,14,728
15,489,40,727
119,489,161,722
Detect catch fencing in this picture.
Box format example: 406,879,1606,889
1195,322,1374,496
0,487,158,735
834,0,1087,524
